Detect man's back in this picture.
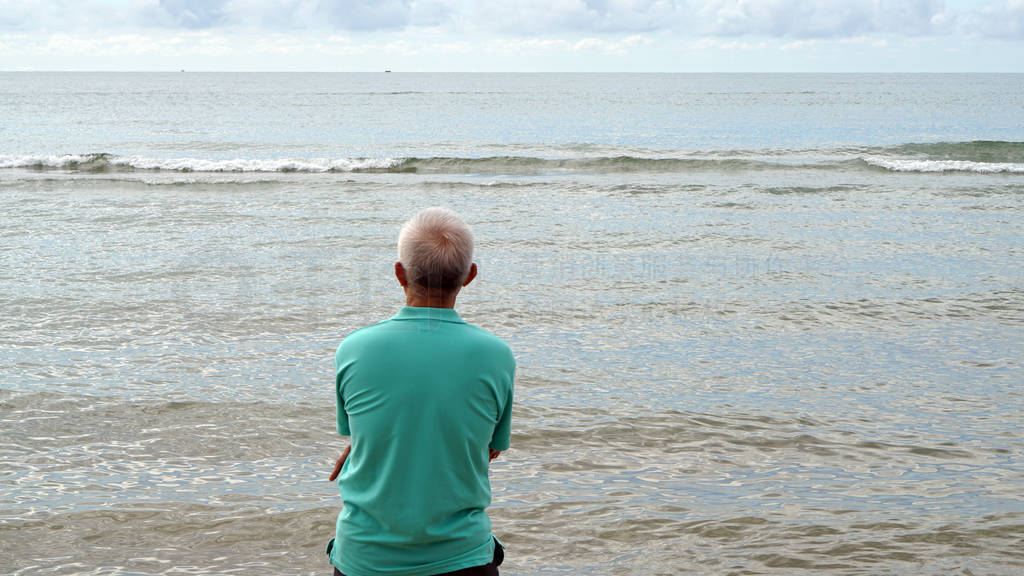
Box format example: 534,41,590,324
330,306,515,576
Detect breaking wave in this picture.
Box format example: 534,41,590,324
3,141,1022,175
861,157,1024,173
860,141,1024,173
0,154,400,173
0,152,823,175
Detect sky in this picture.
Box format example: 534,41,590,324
1,0,1022,72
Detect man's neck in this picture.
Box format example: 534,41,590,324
405,291,458,309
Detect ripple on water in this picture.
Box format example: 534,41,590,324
3,145,1023,574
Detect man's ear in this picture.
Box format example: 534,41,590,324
395,262,408,287
463,263,478,287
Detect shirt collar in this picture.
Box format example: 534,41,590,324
392,306,466,323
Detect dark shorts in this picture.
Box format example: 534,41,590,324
330,539,504,576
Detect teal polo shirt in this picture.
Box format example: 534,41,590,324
331,306,515,576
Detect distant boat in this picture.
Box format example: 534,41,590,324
385,70,391,73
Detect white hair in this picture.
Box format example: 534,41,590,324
397,207,474,293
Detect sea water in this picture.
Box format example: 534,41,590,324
1,73,1022,575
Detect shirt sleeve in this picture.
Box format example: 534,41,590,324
489,361,515,451
335,349,351,436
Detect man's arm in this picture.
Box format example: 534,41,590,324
489,449,501,462
328,444,351,482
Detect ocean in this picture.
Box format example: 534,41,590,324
1,72,1022,575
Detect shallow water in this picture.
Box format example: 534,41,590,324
2,73,1023,575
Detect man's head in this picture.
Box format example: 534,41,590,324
396,207,476,304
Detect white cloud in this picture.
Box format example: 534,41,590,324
586,0,686,32
410,0,463,27
687,0,959,38
0,1,41,31
691,37,768,51
472,0,592,34
0,0,154,31
0,0,1020,39
962,0,1024,37
469,0,681,34
622,34,654,47
571,36,650,54
16,29,234,59
219,0,415,30
319,0,415,30
156,0,228,29
779,38,819,51
481,33,654,56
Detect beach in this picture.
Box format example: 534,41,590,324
1,72,1023,575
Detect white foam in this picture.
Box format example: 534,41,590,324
0,154,94,169
0,154,402,172
863,156,1024,174
117,156,401,172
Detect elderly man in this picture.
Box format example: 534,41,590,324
327,207,515,576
